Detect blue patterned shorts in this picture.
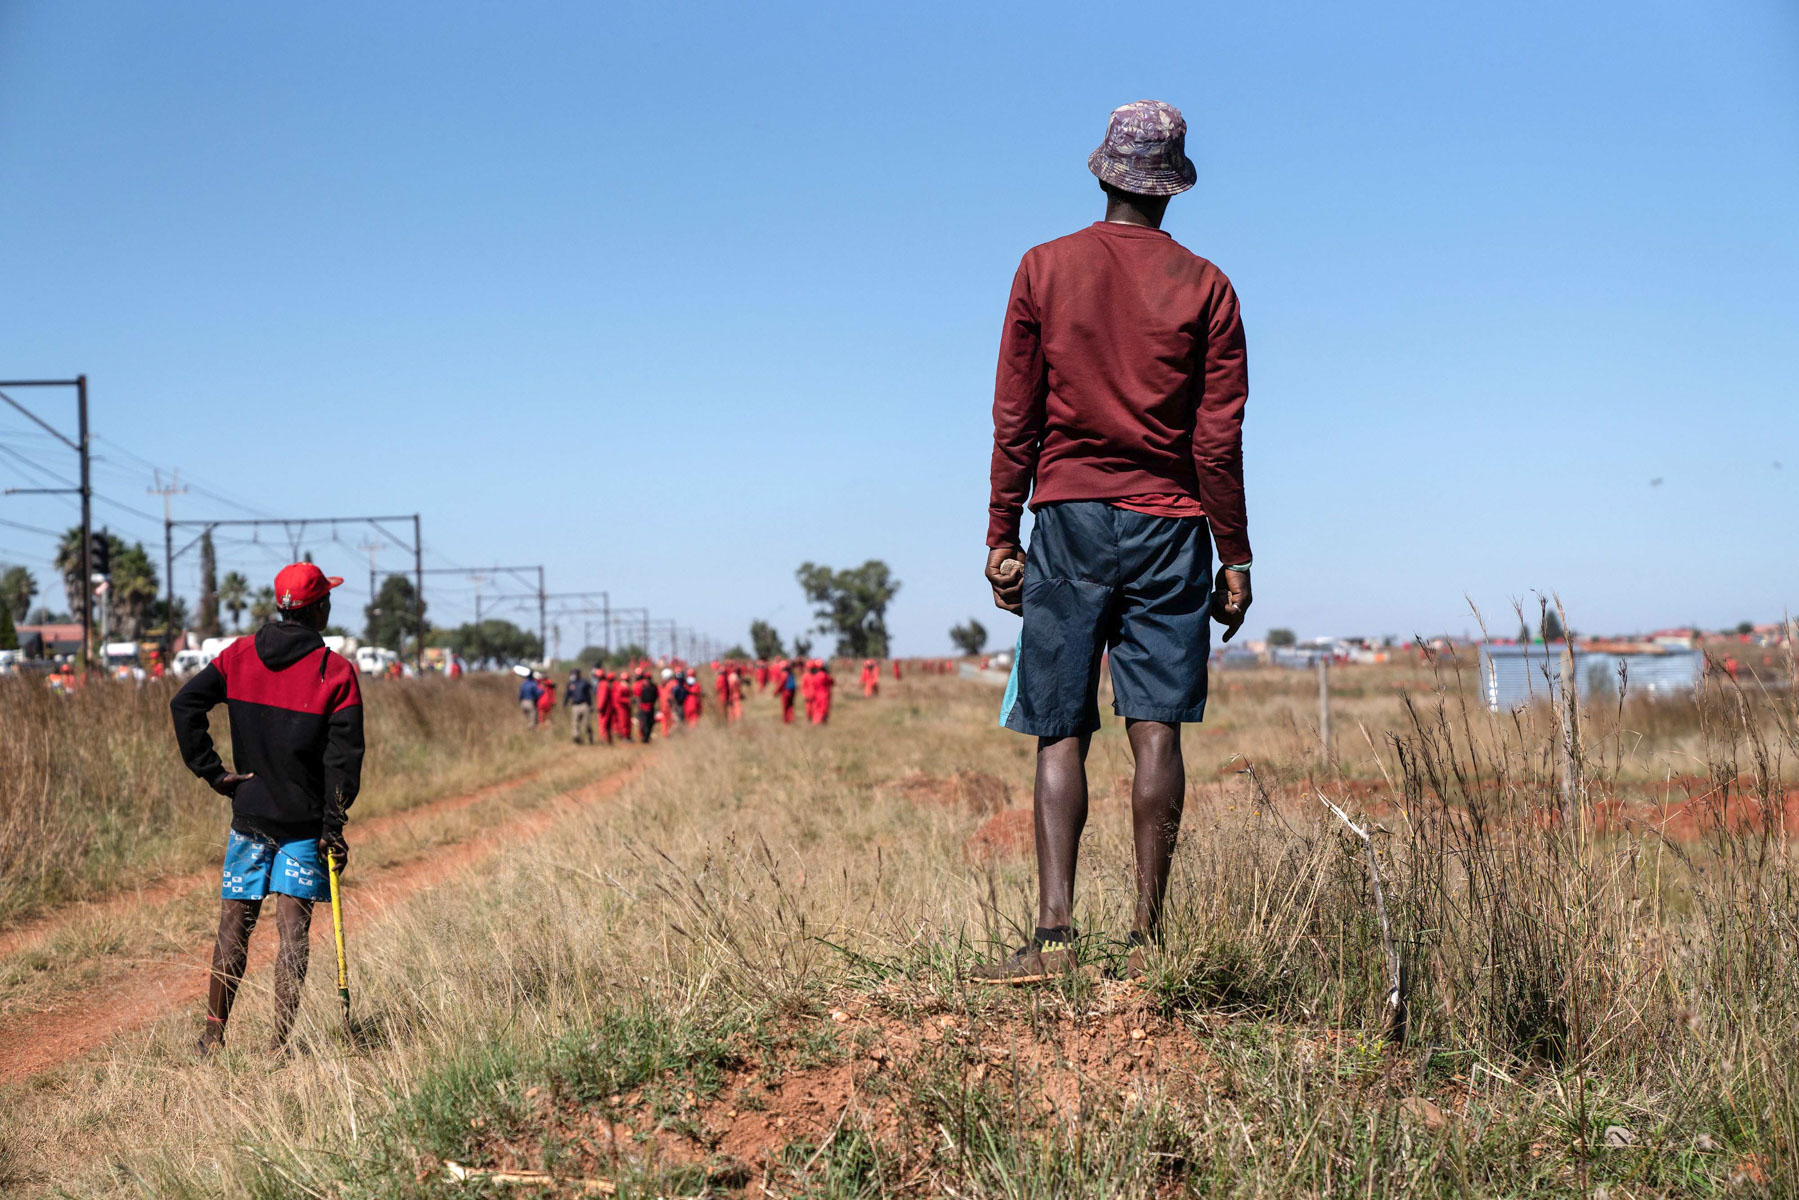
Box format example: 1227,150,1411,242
221,829,329,902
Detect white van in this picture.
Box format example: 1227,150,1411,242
354,646,399,676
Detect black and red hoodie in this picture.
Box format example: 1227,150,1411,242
171,620,365,839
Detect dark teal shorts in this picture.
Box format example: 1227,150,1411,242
1000,501,1213,737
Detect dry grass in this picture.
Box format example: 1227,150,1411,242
2,656,1798,1197
0,674,556,924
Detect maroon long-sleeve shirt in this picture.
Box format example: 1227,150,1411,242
987,221,1251,565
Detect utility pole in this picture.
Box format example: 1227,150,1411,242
149,467,186,656
537,566,547,661
0,376,92,672
357,537,385,626
77,378,90,671
413,514,424,671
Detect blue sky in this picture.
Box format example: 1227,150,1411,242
2,1,1794,653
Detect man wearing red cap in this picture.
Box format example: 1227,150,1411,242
171,562,364,1055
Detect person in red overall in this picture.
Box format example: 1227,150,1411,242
535,677,556,726
892,659,902,681
594,668,615,745
755,659,769,692
726,668,744,722
683,673,704,723
775,660,797,724
812,661,836,724
861,658,879,698
657,670,676,737
799,660,817,721
715,666,730,714
612,675,634,741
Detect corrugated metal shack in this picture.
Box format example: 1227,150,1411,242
1478,642,1705,711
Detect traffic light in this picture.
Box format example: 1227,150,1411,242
89,530,111,577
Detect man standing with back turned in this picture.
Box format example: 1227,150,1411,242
171,563,364,1051
974,101,1253,983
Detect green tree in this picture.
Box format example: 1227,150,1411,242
53,528,152,640
606,642,648,668
749,619,784,660
949,618,988,656
434,618,541,668
791,635,812,658
109,542,159,638
795,559,900,658
365,573,424,651
219,571,249,633
152,595,191,637
250,586,278,626
195,531,222,638
1,565,37,625
1540,610,1566,642
3,581,33,631
720,644,750,660
53,526,95,620
1267,628,1297,647
0,603,16,651
1737,620,1755,636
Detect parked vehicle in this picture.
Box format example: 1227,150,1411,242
354,646,400,676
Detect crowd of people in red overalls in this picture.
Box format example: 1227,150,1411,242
515,654,962,745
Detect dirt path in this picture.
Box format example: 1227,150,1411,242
0,753,651,1085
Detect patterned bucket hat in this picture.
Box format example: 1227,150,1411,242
1088,100,1197,197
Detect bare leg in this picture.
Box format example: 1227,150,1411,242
1125,719,1185,939
269,894,314,1051
1033,732,1093,931
200,898,262,1052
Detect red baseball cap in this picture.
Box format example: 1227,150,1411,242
273,562,343,610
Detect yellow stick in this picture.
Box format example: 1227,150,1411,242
326,849,350,1032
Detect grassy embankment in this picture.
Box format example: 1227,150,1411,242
0,673,557,924
5,653,1799,1197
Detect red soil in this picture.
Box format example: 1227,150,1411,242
966,809,1034,862
439,983,1225,1191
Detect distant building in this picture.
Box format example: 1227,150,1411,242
17,623,83,659
1477,641,1704,711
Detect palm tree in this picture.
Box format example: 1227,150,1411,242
53,527,88,618
249,586,277,627
219,571,249,633
0,565,36,625
109,542,159,639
